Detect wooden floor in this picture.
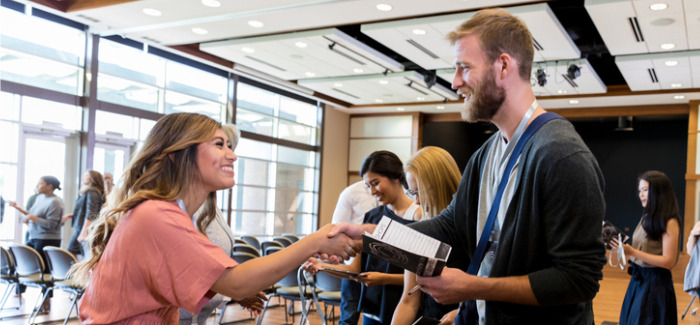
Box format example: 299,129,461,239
2,268,700,325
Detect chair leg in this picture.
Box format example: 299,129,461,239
255,295,273,325
0,283,15,310
63,292,82,325
29,287,52,325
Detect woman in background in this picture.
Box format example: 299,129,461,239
392,146,462,325
305,150,418,325
62,170,105,258
71,113,357,324
611,170,681,325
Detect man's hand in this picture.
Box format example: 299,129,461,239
416,267,472,305
327,223,376,239
438,309,458,325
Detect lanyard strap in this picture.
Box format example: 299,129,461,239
467,112,562,275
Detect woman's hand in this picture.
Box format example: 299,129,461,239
438,309,458,325
9,201,20,209
610,238,633,257
61,213,73,223
236,291,267,315
301,257,325,275
354,272,385,287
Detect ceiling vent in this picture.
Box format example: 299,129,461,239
244,56,286,72
406,39,439,59
561,74,579,88
326,40,366,65
647,68,658,83
533,38,544,51
332,88,360,99
627,17,644,42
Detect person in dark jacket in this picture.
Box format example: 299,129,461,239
62,170,105,258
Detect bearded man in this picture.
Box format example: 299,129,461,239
330,8,606,325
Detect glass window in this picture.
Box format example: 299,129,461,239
237,83,275,116
21,96,81,130
164,91,223,120
0,92,19,121
236,158,269,187
98,39,164,87
0,7,85,95
0,163,18,241
0,122,18,163
95,110,137,139
236,108,275,137
165,61,227,103
279,97,319,127
97,74,160,112
278,119,315,146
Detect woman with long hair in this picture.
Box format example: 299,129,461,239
62,170,105,258
611,170,681,325
392,146,462,324
71,113,357,324
305,150,419,325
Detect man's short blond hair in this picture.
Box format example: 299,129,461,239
447,8,534,81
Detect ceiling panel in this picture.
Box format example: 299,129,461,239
66,0,534,45
200,28,403,81
585,0,698,55
615,50,700,90
361,3,580,71
297,71,451,105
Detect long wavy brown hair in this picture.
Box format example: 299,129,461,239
79,170,106,203
69,113,221,286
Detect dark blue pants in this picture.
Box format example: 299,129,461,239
339,278,361,325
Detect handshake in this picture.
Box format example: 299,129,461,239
314,223,377,264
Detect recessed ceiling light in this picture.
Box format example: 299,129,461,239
201,0,221,7
353,68,364,73
376,4,392,11
671,83,683,88
674,95,685,100
649,3,668,10
241,47,255,53
304,72,316,77
375,99,384,103
142,8,162,16
557,89,568,94
396,107,405,111
661,43,675,50
569,99,579,104
191,27,208,35
295,41,308,48
379,80,389,85
248,20,264,28
333,83,343,88
665,60,678,66
412,29,426,35
436,106,445,110
416,97,425,101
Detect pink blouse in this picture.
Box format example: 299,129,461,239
79,200,237,324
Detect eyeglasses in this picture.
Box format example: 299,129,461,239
406,189,419,197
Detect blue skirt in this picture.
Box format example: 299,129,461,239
620,263,677,325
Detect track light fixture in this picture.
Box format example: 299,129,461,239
567,64,581,80
536,68,547,87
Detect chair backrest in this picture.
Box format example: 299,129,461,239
260,241,283,255
43,246,78,281
234,238,247,245
8,244,45,276
264,246,283,256
1,246,15,275
233,243,261,257
282,234,299,243
232,252,258,264
315,271,342,292
273,237,293,247
277,266,299,288
241,235,261,250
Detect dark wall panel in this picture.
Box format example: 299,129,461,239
422,116,688,238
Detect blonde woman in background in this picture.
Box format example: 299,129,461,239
392,146,462,325
71,113,357,324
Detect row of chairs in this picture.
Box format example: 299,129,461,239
0,245,82,325
234,234,300,258
225,244,342,325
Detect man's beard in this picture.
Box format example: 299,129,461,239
460,70,506,122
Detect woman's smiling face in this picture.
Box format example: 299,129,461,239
363,171,401,206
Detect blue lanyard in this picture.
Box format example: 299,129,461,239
467,112,562,275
